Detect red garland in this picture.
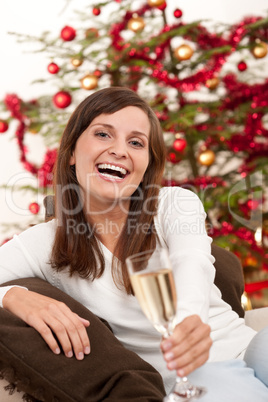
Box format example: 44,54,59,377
109,10,267,92
245,280,268,293
4,94,57,188
222,74,268,110
219,74,268,154
162,176,226,188
213,224,256,243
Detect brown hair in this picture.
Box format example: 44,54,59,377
51,86,166,294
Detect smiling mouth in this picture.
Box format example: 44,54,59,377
97,163,129,180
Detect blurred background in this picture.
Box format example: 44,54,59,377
0,0,268,307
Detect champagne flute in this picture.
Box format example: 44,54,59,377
126,247,206,401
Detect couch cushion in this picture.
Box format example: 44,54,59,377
0,278,165,402
212,244,245,318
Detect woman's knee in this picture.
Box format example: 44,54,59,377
244,325,268,387
188,360,268,402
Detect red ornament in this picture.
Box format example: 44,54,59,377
246,199,260,210
94,69,102,77
173,138,187,152
174,9,183,18
237,61,247,72
0,120,9,133
53,91,72,109
29,202,40,215
60,26,76,41
92,7,101,16
47,62,60,74
157,2,167,10
167,147,181,164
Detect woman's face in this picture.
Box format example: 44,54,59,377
70,106,150,212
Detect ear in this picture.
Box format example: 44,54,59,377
69,153,75,165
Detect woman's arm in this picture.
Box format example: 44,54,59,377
156,187,215,374
0,221,90,360
0,221,55,305
157,187,215,323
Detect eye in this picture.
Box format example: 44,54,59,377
130,139,144,148
95,131,110,138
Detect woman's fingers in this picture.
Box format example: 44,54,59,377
27,314,63,355
167,316,211,357
29,309,90,359
165,336,211,376
161,315,212,376
47,302,91,359
176,350,209,377
3,288,91,360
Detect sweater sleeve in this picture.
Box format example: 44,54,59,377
0,221,55,307
155,187,215,323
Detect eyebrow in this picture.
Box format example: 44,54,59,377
90,123,149,138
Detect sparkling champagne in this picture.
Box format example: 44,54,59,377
130,268,177,334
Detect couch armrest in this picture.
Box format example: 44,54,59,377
244,307,268,332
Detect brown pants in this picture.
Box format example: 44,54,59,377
0,278,166,402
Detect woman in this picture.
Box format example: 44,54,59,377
0,87,267,401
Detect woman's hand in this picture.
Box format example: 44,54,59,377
160,315,212,377
3,287,90,360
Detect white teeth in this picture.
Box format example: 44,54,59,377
97,163,127,175
99,172,124,180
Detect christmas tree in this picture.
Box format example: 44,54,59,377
0,0,268,307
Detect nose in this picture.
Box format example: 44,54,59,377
108,139,127,158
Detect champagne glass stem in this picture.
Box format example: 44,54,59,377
164,375,206,401
163,328,206,401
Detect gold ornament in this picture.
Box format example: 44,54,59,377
147,0,166,6
243,255,258,268
206,77,220,90
263,219,268,235
28,126,38,134
28,121,41,134
254,227,262,246
127,16,145,33
80,74,98,90
85,27,99,39
197,149,215,166
241,292,252,311
174,44,194,61
251,41,268,59
71,57,83,68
